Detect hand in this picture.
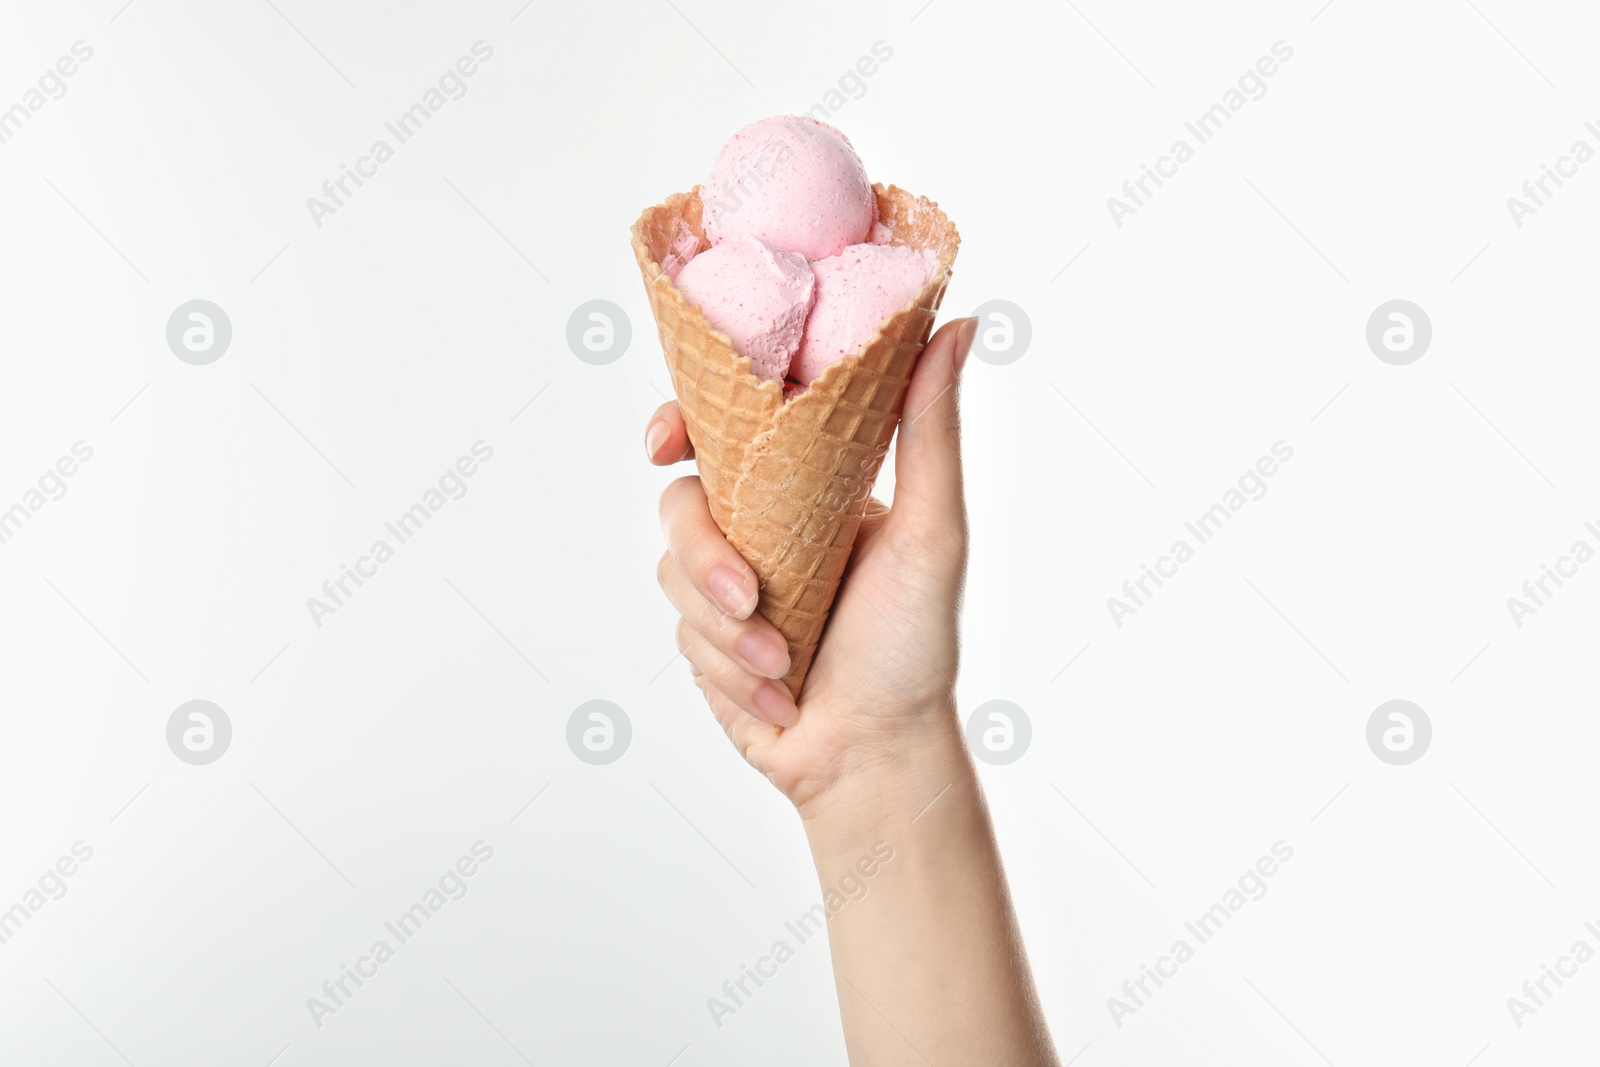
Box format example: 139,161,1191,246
647,317,979,812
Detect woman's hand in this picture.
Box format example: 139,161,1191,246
647,317,978,813
650,316,1061,1064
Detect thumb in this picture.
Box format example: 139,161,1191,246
888,316,978,547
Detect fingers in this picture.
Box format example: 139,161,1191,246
655,475,798,727
890,317,977,552
694,673,782,762
659,476,760,621
645,400,694,464
659,551,790,677
675,618,799,727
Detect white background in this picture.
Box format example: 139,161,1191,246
1,0,1597,1063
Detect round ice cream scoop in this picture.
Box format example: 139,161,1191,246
700,115,876,262
791,243,935,386
673,237,815,382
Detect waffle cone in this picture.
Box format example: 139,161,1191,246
631,184,960,696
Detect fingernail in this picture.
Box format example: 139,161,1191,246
708,564,758,620
954,316,979,374
645,420,670,462
753,681,799,728
737,631,791,679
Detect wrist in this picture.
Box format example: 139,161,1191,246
796,700,973,844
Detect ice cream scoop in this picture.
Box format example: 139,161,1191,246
700,116,875,262
790,243,935,386
673,237,815,382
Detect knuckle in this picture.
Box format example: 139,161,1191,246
697,639,746,694
900,509,967,562
656,550,675,587
684,530,722,571
658,474,701,516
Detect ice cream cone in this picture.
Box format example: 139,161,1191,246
631,184,960,697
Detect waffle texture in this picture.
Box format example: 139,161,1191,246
631,184,960,695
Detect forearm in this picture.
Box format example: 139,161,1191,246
800,708,1060,1066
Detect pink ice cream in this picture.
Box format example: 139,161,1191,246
673,237,815,382
791,243,935,386
700,116,876,263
